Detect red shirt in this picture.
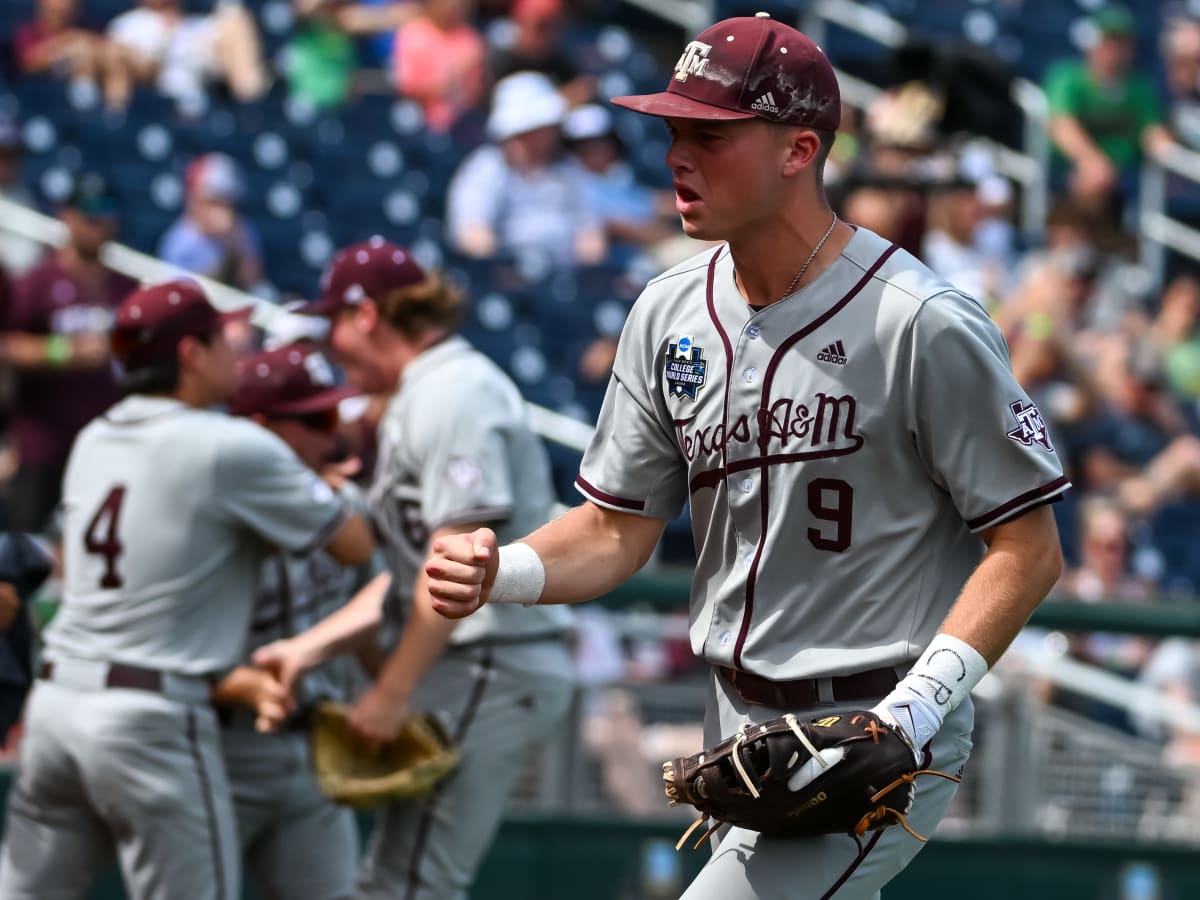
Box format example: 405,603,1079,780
13,22,51,73
5,257,136,467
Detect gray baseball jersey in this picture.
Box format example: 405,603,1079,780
370,335,572,645
359,335,576,898
577,227,1069,679
1,394,348,900
220,485,377,900
48,395,347,675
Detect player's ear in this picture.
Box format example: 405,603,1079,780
780,128,821,178
357,298,381,333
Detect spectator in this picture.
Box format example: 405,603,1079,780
490,0,595,106
839,185,905,244
1044,4,1174,213
158,153,265,293
285,0,418,109
1071,340,1200,518
0,174,135,534
0,116,43,280
1048,497,1157,731
446,71,605,264
921,174,1005,306
107,0,268,105
1161,15,1200,150
393,0,487,133
561,103,680,264
13,0,135,111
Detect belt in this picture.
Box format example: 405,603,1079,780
219,704,316,734
452,630,572,650
719,665,900,709
38,659,213,704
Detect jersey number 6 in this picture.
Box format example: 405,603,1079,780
84,485,127,589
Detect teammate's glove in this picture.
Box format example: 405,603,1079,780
311,702,460,808
662,711,960,850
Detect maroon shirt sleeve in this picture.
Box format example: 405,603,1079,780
7,264,51,333
13,23,48,73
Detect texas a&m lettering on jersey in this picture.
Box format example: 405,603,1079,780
674,391,863,466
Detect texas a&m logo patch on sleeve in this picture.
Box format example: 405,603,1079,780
1005,399,1053,451
665,336,707,401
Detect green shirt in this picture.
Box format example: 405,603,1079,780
1044,59,1161,169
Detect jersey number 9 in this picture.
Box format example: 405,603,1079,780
84,486,127,589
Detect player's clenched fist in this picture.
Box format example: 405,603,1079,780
426,528,498,619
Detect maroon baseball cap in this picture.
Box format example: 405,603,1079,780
111,279,223,370
298,237,426,317
612,13,840,131
230,343,358,417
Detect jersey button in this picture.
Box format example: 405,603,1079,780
720,631,733,646
742,551,754,567
740,477,753,493
746,324,760,339
743,367,757,384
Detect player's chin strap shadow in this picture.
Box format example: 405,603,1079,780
851,768,963,848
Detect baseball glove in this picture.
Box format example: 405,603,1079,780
311,702,460,808
662,711,959,850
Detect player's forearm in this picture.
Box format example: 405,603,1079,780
210,665,268,708
525,502,666,605
371,580,457,705
1,333,92,370
1048,115,1106,165
939,505,1064,665
874,506,1063,748
294,571,390,665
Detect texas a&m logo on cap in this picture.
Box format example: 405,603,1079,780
674,40,712,82
665,336,708,400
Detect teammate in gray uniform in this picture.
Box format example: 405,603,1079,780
254,238,575,900
220,343,383,900
426,14,1067,900
0,280,375,900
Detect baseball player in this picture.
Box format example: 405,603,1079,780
219,342,383,900
426,13,1068,900
253,238,575,900
0,280,375,900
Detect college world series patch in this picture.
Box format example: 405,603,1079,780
665,337,707,400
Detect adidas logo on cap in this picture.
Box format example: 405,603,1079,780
750,91,779,115
816,340,847,365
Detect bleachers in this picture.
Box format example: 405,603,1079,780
1,0,1197,561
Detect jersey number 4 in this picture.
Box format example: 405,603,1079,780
84,486,127,588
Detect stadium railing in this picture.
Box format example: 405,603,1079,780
1140,141,1200,283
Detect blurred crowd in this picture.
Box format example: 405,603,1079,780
0,0,1198,822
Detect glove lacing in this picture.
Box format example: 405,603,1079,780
851,768,963,845
672,715,830,851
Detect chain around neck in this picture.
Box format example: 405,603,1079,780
777,213,839,303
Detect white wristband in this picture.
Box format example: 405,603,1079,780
903,633,989,713
873,634,988,755
487,542,545,607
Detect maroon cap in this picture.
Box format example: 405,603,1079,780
230,344,358,417
111,280,223,370
612,13,840,131
298,237,426,317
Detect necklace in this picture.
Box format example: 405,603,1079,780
777,214,838,302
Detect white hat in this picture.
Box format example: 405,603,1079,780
487,71,566,141
562,104,613,142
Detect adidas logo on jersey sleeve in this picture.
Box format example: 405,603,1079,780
815,340,847,366
750,92,779,114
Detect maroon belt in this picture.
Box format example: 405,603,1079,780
39,660,164,693
719,665,899,709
